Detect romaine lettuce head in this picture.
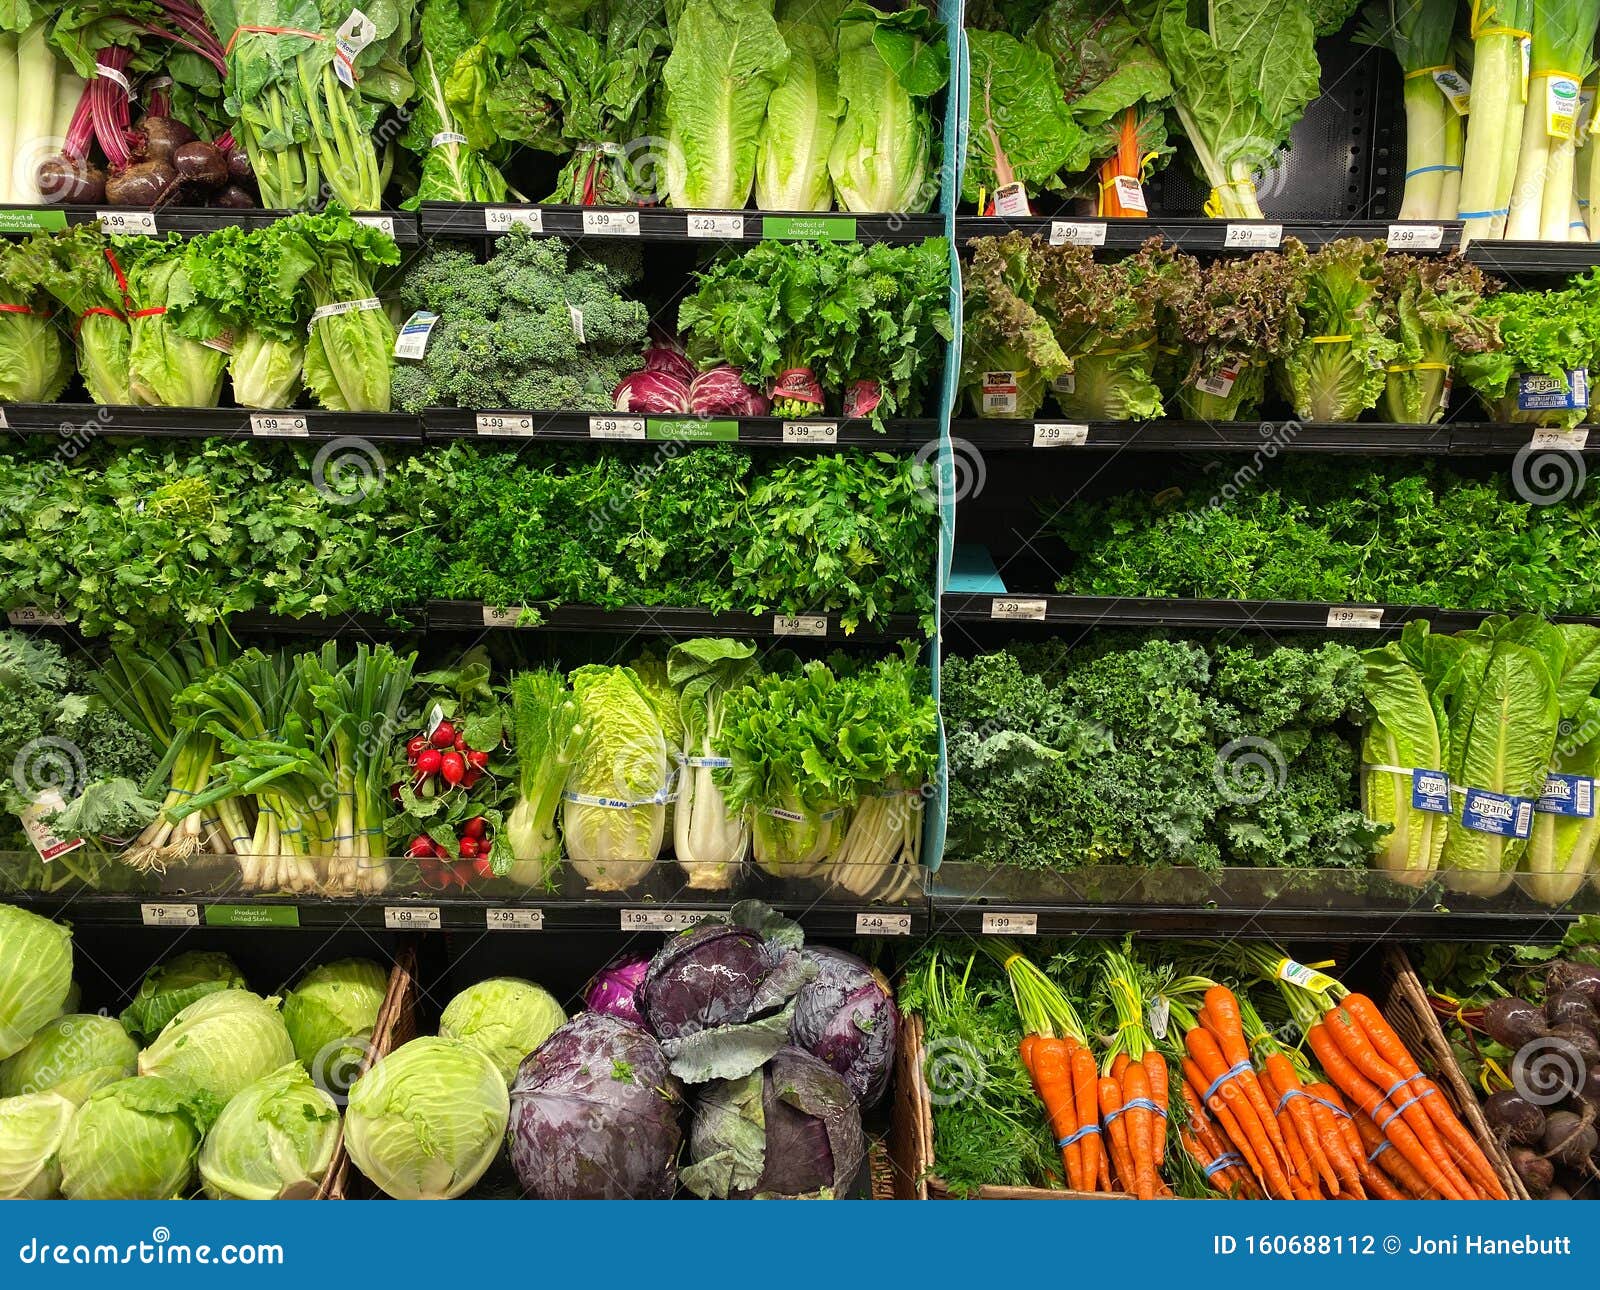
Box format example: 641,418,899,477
0,1091,76,1199
198,1063,340,1201
345,1036,509,1200
137,990,296,1107
756,21,841,212
439,977,567,1086
0,903,73,1060
119,950,248,1044
59,1076,214,1200
0,1014,139,1104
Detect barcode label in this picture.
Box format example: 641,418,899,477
354,214,395,237
1033,422,1088,447
1224,223,1283,249
141,903,198,928
384,906,441,929
486,908,544,931
249,414,309,437
980,912,1038,935
991,598,1048,621
687,214,744,239
582,209,640,236
1325,606,1385,629
1049,221,1107,247
475,413,535,435
588,415,646,440
485,207,544,233
773,614,828,636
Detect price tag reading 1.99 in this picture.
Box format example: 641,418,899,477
249,413,309,437
855,912,912,936
384,906,442,930
980,911,1039,936
1325,606,1385,630
621,908,705,932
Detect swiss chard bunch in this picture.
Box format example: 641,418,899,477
1377,253,1500,424
959,232,1070,419
400,0,514,205
1276,238,1398,423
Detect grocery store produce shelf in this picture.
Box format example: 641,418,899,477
426,409,937,448
953,216,1463,254
419,203,946,245
928,865,1587,943
949,419,1600,455
941,593,1600,636
0,205,417,241
1462,240,1600,278
429,600,924,642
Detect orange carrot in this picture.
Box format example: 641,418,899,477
1353,1102,1436,1199
1324,1007,1477,1199
1121,1060,1157,1200
1307,1022,1466,1200
1303,1081,1365,1199
1184,1061,1263,1182
1339,993,1507,1199
1070,1045,1103,1194
1098,1076,1136,1195
1186,1025,1292,1199
1032,1037,1084,1191
1203,986,1293,1167
1260,1064,1318,1197
1265,1053,1338,1197
1142,1050,1170,1169
1111,1052,1130,1081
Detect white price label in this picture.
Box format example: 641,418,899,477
97,210,157,236
1224,223,1283,249
394,310,439,360
333,9,378,87
0,407,9,429
249,413,309,437
1112,175,1148,213
991,597,1048,622
484,207,544,233
1386,223,1444,250
621,908,706,932
384,905,441,929
782,421,838,445
582,208,640,236
1325,605,1385,630
18,791,83,862
1531,427,1590,450
1049,220,1107,247
6,607,67,627
354,214,395,237
980,911,1038,936
588,415,646,440
475,413,535,435
1433,67,1471,115
141,903,198,928
481,606,527,627
687,213,744,239
486,908,545,931
991,181,1031,218
1033,422,1089,447
773,614,828,637
1149,996,1171,1040
855,912,912,936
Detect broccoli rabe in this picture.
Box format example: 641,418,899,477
392,230,648,412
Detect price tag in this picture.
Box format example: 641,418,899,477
484,207,544,233
486,908,545,931
0,408,9,429
332,9,378,87
582,208,640,236
141,903,198,928
19,791,83,862
855,912,912,936
97,210,157,236
354,214,395,237
1148,996,1171,1040
6,607,67,627
249,413,309,437
1386,223,1444,250
475,413,535,435
991,181,1031,217
621,908,706,932
991,597,1048,622
1033,422,1088,447
1049,220,1107,247
1325,605,1385,630
394,310,439,360
480,606,527,627
687,213,744,239
588,415,646,440
980,911,1038,936
782,421,838,445
384,905,441,930
1433,67,1471,115
1531,427,1590,450
1224,223,1283,249
773,614,828,637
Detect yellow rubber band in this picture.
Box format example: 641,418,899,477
1405,64,1455,80
1311,334,1354,344
1203,177,1258,217
1387,361,1451,373
1475,25,1530,39
1091,337,1158,358
1004,953,1023,970
1549,69,1585,82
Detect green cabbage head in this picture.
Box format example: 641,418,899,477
59,1076,215,1199
282,958,388,1095
0,1091,76,1198
119,950,248,1044
0,1014,139,1104
138,990,295,1106
0,903,72,1059
199,1063,340,1200
345,1037,508,1199
440,978,567,1085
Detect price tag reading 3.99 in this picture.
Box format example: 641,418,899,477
582,209,640,236
475,413,535,435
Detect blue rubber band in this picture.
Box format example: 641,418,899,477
1403,164,1462,177
1301,1092,1350,1120
1202,1060,1253,1106
1383,1072,1426,1102
1057,1123,1101,1147
1458,206,1510,219
1376,1087,1435,1133
1368,1138,1392,1164
1117,1097,1163,1117
1205,1151,1245,1178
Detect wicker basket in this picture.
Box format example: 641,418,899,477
314,946,419,1200
1374,945,1528,1199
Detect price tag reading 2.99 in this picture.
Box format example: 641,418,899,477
485,908,544,931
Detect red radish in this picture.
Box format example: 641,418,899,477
458,836,481,859
472,856,494,879
418,859,449,890
406,835,434,860
452,860,475,887
465,749,489,770
462,768,483,789
463,816,487,840
432,840,451,859
440,751,466,786
415,748,442,776
406,735,428,761
431,719,457,749
453,733,468,752
389,782,404,807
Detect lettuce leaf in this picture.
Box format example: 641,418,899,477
962,29,1090,204
1277,238,1398,423
755,21,840,211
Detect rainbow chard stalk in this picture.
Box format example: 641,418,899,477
1458,0,1535,242
1507,0,1600,240
1355,0,1462,220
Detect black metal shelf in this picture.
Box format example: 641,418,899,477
419,203,945,245
429,599,924,642
954,216,1462,254
941,592,1600,635
949,419,1600,454
426,409,936,448
0,404,424,442
0,205,417,241
1463,240,1600,278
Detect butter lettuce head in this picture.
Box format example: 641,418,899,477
0,1091,76,1199
137,990,296,1107
0,1014,139,1104
0,903,73,1060
59,1076,214,1200
199,1063,340,1201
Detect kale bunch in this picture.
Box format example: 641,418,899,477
392,231,649,412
